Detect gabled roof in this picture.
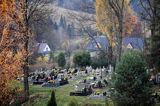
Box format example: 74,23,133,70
38,43,51,54
85,36,109,52
122,37,144,50
85,36,144,52
33,43,51,54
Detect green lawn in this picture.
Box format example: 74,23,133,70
13,79,160,106
18,78,106,106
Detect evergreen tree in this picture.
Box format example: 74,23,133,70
62,16,67,29
53,22,58,30
58,52,66,68
73,51,91,67
59,15,67,29
47,90,57,106
70,23,75,36
59,15,64,27
67,24,75,37
112,51,153,106
67,24,72,37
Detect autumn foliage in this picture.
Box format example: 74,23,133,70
0,0,28,105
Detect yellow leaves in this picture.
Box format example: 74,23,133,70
96,0,137,46
96,0,117,47
37,56,49,63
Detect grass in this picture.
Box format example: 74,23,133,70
16,77,106,106
13,79,160,106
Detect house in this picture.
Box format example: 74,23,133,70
122,37,144,51
34,43,51,57
85,36,109,57
85,36,144,57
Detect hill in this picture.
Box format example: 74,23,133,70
49,4,96,31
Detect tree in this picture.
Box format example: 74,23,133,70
91,52,108,69
24,0,53,95
67,24,72,37
0,0,53,97
58,52,66,68
59,15,67,29
130,0,160,71
124,13,139,36
67,23,75,37
47,90,57,106
0,0,29,105
96,0,131,64
112,51,153,106
73,51,91,67
53,22,58,30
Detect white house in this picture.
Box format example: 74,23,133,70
34,43,51,57
37,43,51,54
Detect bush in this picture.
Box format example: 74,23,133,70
112,50,153,106
58,52,66,68
37,56,49,62
73,51,91,67
91,52,108,69
47,90,57,106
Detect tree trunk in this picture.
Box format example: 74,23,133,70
23,61,29,96
108,45,113,65
150,0,157,69
23,0,29,96
117,19,123,63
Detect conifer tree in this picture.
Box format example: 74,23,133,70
47,90,57,106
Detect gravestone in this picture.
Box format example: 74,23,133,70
156,73,160,84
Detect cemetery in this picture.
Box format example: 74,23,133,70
15,66,113,105
1,0,160,106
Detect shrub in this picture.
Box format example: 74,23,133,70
47,90,57,106
112,50,153,106
58,52,66,68
73,51,91,67
91,52,108,69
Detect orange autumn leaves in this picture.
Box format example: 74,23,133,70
0,0,26,105
124,13,138,36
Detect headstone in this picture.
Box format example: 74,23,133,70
156,73,160,84
108,65,113,74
